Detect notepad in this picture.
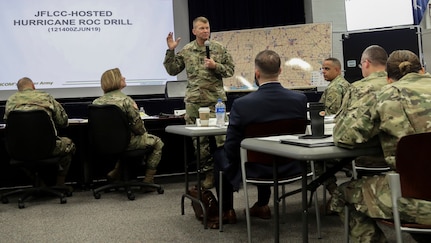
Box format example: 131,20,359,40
280,135,334,147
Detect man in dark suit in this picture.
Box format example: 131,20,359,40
214,49,308,225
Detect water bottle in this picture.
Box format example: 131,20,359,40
139,107,146,119
215,98,226,127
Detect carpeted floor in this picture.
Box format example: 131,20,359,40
0,173,417,243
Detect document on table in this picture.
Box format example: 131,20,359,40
142,116,160,119
305,123,335,135
185,126,221,130
195,118,228,127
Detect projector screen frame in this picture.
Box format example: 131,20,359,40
0,0,189,101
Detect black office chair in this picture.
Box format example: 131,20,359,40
164,80,188,99
344,132,431,242
0,110,70,209
88,104,164,200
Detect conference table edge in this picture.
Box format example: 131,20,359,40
240,138,382,161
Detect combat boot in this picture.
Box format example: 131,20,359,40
107,161,122,181
55,174,73,194
142,169,157,193
202,170,214,189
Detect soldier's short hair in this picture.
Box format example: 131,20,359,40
255,49,281,77
193,16,209,28
362,45,388,67
324,57,342,69
16,77,34,91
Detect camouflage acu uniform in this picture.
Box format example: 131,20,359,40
333,71,388,147
4,89,75,177
92,90,164,170
319,75,350,115
316,75,350,191
163,40,235,172
330,72,431,242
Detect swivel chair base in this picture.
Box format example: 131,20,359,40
1,185,71,209
93,180,164,200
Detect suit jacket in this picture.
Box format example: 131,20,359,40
216,82,308,190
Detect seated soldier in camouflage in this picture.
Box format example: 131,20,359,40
316,57,351,202
317,48,386,212
92,68,164,192
4,77,76,187
330,50,431,242
319,57,350,116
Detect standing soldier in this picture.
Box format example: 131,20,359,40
163,16,235,189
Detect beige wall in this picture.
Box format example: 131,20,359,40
421,3,431,71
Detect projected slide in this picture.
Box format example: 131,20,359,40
0,0,175,91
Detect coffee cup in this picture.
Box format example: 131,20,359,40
309,102,325,137
198,107,210,127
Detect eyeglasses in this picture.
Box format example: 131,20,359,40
358,59,371,69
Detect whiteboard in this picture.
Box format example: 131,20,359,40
345,0,414,31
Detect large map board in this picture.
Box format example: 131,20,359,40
211,23,332,91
